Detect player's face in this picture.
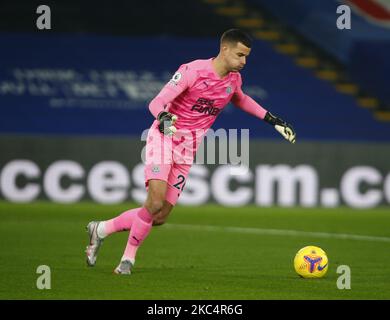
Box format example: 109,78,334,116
223,42,251,72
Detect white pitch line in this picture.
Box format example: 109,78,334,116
164,223,390,243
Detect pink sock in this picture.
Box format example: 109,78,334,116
122,207,153,262
103,208,141,236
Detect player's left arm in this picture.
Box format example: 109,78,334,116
231,76,296,144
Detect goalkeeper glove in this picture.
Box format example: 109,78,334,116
264,111,296,144
157,111,178,136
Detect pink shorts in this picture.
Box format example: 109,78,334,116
144,123,194,206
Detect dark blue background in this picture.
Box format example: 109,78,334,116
0,33,389,142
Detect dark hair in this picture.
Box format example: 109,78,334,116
220,29,252,48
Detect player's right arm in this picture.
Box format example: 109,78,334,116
149,65,194,135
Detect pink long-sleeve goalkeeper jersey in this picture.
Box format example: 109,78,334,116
149,58,268,135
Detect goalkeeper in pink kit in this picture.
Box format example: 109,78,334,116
85,29,296,274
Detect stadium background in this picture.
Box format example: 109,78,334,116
0,0,389,300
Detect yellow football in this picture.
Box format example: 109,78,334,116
294,245,328,278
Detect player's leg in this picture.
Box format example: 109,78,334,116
114,163,191,274
86,203,154,267
114,179,168,274
152,162,191,227
113,122,178,274
92,180,167,240
86,193,172,267
145,161,191,228
85,207,146,266
86,123,172,268
89,198,172,239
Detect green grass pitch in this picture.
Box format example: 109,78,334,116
0,201,389,299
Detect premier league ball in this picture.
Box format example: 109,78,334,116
294,246,328,278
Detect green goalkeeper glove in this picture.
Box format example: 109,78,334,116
264,111,296,144
157,111,178,136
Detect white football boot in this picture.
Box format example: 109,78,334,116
85,221,104,267
114,260,134,275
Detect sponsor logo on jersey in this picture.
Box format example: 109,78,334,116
191,97,221,116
